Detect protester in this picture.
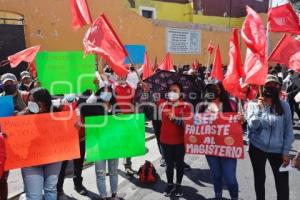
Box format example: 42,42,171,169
246,75,294,200
82,86,122,200
126,65,143,89
143,82,191,197
19,71,34,92
21,88,62,200
286,73,300,124
198,81,241,200
57,93,88,197
0,128,7,200
0,73,28,111
114,76,136,176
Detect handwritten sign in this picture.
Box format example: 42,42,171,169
184,112,244,159
0,111,80,170
85,114,146,161
0,96,14,117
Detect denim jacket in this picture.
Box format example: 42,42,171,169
246,100,294,155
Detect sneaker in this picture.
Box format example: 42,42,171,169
174,184,183,197
160,158,166,167
164,184,175,197
110,193,125,200
74,185,88,196
125,167,136,176
183,162,191,170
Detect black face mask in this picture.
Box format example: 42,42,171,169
205,87,220,101
263,86,279,98
3,84,17,95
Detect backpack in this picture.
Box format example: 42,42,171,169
138,160,158,184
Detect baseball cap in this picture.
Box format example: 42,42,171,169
265,74,280,84
20,71,31,80
0,73,17,84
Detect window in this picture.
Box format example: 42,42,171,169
139,6,156,19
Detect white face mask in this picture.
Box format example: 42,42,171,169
168,91,180,101
100,92,112,102
64,94,76,103
28,101,40,113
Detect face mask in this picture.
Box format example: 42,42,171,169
64,94,76,103
263,86,279,98
24,82,33,88
28,101,40,113
100,92,112,102
168,91,180,101
205,87,220,101
3,84,17,95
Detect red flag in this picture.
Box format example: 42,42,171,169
158,53,173,71
268,3,300,34
142,52,153,80
241,6,267,85
28,62,37,79
269,34,300,69
211,45,224,81
83,14,129,77
8,45,40,68
207,42,215,55
70,0,92,30
241,6,266,56
192,59,200,70
222,29,245,100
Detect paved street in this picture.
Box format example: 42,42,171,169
8,124,300,200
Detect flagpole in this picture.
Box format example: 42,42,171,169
206,53,211,70
260,0,273,98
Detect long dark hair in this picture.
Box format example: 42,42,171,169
30,88,53,112
199,82,233,113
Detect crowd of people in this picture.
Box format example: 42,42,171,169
0,62,300,200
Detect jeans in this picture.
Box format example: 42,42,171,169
161,143,185,185
249,144,289,200
57,140,86,192
21,162,62,200
206,156,239,199
0,172,8,200
95,159,119,198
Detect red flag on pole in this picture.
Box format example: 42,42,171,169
241,6,266,57
142,52,153,80
28,62,37,79
83,14,129,77
158,53,173,71
211,45,224,81
222,29,245,99
207,42,215,55
8,45,41,68
192,59,201,70
70,0,92,30
269,34,300,70
268,3,300,34
241,6,268,85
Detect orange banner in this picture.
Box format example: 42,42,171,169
0,111,80,170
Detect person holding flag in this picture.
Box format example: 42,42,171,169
246,75,294,200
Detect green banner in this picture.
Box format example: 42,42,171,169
36,51,96,95
85,114,146,161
